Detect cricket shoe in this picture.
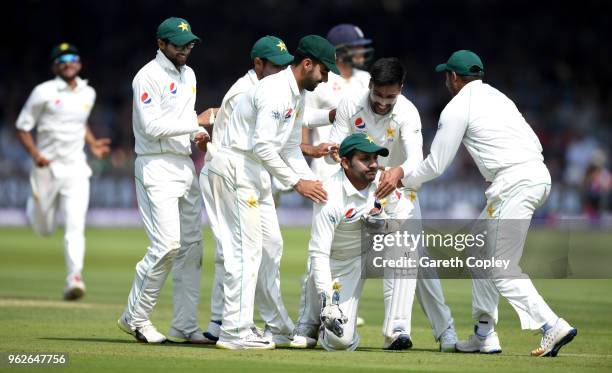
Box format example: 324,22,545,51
531,318,577,357
63,274,86,301
216,330,275,350
290,323,318,348
456,326,502,353
263,325,294,347
383,329,413,350
202,320,221,343
356,316,366,327
439,326,458,352
117,317,166,344
167,327,216,344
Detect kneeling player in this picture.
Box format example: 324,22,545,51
309,133,417,351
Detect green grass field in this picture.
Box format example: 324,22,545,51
1,227,611,372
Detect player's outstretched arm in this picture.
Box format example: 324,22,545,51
85,124,111,159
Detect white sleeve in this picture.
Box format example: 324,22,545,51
133,74,199,139
280,116,317,181
397,110,424,178
324,97,351,165
16,86,46,131
302,107,332,128
251,92,301,187
308,201,340,300
401,104,467,187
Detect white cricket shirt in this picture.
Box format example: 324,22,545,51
403,80,544,187
205,69,258,162
16,76,95,164
327,88,424,177
221,66,315,187
132,50,200,156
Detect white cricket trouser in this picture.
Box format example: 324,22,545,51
296,195,454,340
472,161,558,330
200,164,294,335
122,154,203,334
207,148,293,340
26,162,90,281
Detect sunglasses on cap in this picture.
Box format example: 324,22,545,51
55,54,80,64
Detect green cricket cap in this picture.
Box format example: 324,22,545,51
156,17,201,46
435,50,484,77
250,36,294,66
296,35,339,74
339,133,389,157
51,42,79,61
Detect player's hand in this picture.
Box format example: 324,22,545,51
313,143,339,158
330,147,341,163
321,304,348,338
375,166,404,199
328,108,337,123
90,138,111,159
33,152,51,167
197,107,219,127
194,131,211,153
294,179,327,203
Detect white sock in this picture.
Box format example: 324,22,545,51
476,315,494,338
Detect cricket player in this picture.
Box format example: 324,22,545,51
400,50,577,357
199,35,296,345
207,35,338,350
300,23,373,179
294,58,459,351
311,133,418,351
16,42,111,300
117,17,209,344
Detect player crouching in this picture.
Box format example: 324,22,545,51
309,133,417,351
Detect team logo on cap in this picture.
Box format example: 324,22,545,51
170,82,177,95
141,92,152,104
344,208,357,220
355,117,366,130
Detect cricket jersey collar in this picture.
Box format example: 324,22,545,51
155,49,186,74
247,69,259,85
53,76,87,91
284,66,301,97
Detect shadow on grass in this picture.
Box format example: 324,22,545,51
38,337,216,348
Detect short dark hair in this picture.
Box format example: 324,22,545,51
292,51,321,67
369,57,406,86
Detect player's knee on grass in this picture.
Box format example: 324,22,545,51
320,327,358,351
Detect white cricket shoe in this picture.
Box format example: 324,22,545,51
63,274,86,301
216,330,275,350
456,326,502,353
263,325,294,347
383,330,413,350
356,316,366,327
117,317,166,344
167,327,217,344
439,326,458,352
531,318,577,357
290,324,318,348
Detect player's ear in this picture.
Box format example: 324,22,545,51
340,157,350,171
156,38,165,50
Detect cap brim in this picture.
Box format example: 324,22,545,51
350,143,389,157
435,63,449,73
169,32,201,46
267,53,294,66
324,60,340,75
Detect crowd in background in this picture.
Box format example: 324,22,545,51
1,0,609,217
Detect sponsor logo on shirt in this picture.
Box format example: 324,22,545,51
141,92,152,104
284,108,293,120
170,82,177,95
54,99,62,107
355,117,366,130
395,190,402,200
344,208,357,220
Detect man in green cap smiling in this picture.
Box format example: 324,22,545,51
198,35,299,346
118,17,209,345
306,133,417,351
401,49,577,357
206,35,338,350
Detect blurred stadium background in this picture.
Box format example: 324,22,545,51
1,0,610,226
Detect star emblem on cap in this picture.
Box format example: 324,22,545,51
60,43,70,51
366,135,375,143
178,22,189,31
276,41,287,52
